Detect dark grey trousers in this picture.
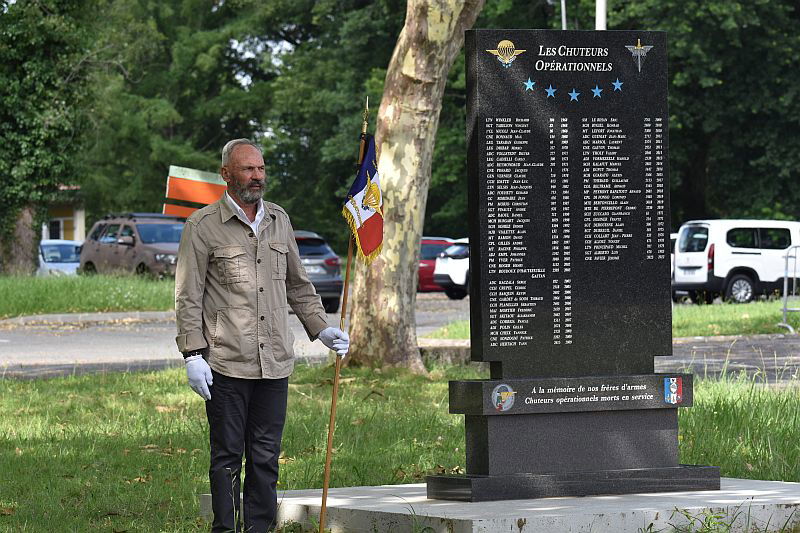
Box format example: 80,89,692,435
205,370,288,533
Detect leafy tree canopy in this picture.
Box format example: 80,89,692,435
0,0,97,257
73,0,553,252
77,0,274,224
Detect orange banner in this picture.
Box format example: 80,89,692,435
166,176,226,205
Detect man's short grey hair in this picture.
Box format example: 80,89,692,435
221,138,262,167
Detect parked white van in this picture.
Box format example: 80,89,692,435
673,219,800,303
433,238,469,300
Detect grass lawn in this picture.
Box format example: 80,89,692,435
426,320,470,340
427,300,800,340
672,300,800,337
680,376,800,481
1,365,799,531
0,275,175,319
0,365,475,532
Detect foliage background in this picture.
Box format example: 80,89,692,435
1,0,799,256
0,0,97,268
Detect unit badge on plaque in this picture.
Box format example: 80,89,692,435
491,383,517,412
625,38,653,73
486,40,526,68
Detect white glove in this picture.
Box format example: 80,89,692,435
186,355,213,400
318,327,350,357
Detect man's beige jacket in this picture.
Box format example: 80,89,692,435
175,197,329,379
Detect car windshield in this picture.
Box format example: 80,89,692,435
421,243,450,260
296,238,331,256
443,244,469,259
136,223,184,244
678,226,709,253
41,244,80,263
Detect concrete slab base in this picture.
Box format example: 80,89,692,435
200,477,800,532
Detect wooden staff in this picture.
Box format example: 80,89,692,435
319,97,369,533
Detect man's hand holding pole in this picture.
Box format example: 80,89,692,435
319,327,351,357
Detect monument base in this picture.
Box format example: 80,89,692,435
200,478,800,532
426,464,720,502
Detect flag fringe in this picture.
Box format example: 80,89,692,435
361,241,383,264
341,205,382,265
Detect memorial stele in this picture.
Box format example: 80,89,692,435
426,29,721,502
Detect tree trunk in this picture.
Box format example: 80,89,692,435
347,0,484,372
0,206,39,275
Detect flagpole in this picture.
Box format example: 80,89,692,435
319,96,369,533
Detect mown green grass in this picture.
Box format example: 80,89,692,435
0,364,477,532
1,365,798,531
672,300,800,337
427,300,800,340
425,320,471,340
0,275,175,319
681,374,800,483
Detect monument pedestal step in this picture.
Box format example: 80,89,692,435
199,478,800,532
426,464,720,502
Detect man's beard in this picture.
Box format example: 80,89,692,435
229,179,264,204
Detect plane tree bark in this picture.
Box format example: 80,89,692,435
0,208,38,275
346,0,485,372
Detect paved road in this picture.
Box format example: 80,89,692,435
0,293,470,379
2,294,799,382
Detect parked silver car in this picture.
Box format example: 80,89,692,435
295,230,343,312
38,239,82,276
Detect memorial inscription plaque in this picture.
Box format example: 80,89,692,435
426,29,720,502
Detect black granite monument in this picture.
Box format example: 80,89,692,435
426,29,720,502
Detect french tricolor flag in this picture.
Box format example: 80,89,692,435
342,134,383,263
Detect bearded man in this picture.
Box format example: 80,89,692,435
175,138,349,532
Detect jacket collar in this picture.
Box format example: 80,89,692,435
218,193,238,224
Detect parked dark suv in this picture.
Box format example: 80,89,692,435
295,230,343,312
80,213,184,277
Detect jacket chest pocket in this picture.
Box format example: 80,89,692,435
214,245,248,284
269,242,288,280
